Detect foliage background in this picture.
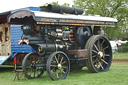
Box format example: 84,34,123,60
73,0,128,40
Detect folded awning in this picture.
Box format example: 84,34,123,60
8,10,35,24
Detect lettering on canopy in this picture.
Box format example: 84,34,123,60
59,19,115,25
36,17,116,25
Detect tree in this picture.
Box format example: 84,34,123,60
42,1,69,7
73,0,128,40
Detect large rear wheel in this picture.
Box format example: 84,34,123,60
85,35,112,72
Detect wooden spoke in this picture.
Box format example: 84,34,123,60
34,71,36,77
58,54,60,62
95,62,100,68
101,59,108,65
51,58,56,62
101,40,104,46
62,66,66,69
93,58,98,64
27,60,32,65
50,65,57,67
27,68,32,72
94,60,99,68
54,71,56,76
51,68,55,72
62,70,65,74
54,56,59,64
104,54,110,56
60,56,64,64
61,61,66,64
99,62,104,70
103,46,108,50
92,50,98,54
51,60,56,64
92,55,97,58
60,70,62,77
34,58,38,62
30,56,33,61
56,70,58,78
97,39,101,49
94,44,99,51
29,69,33,76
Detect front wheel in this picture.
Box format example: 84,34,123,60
22,52,44,79
85,35,112,73
46,51,70,80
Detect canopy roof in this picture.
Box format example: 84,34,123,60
0,7,40,24
0,8,118,27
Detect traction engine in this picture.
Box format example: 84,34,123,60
7,4,117,80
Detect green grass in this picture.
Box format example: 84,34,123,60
0,62,128,85
113,52,128,59
0,52,128,85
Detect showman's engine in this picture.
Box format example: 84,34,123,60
7,4,117,80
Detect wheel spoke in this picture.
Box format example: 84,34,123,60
50,65,57,67
56,70,59,78
60,56,64,64
34,70,36,77
58,54,60,62
97,39,101,50
104,54,110,56
101,59,108,65
62,66,66,69
54,56,59,64
27,60,32,65
27,68,32,72
101,40,104,46
29,69,33,76
99,62,104,70
60,70,62,77
62,70,65,74
103,46,108,50
92,50,98,54
51,68,55,72
94,44,99,51
92,55,97,58
93,58,98,64
96,61,100,68
54,70,56,76
61,61,66,64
